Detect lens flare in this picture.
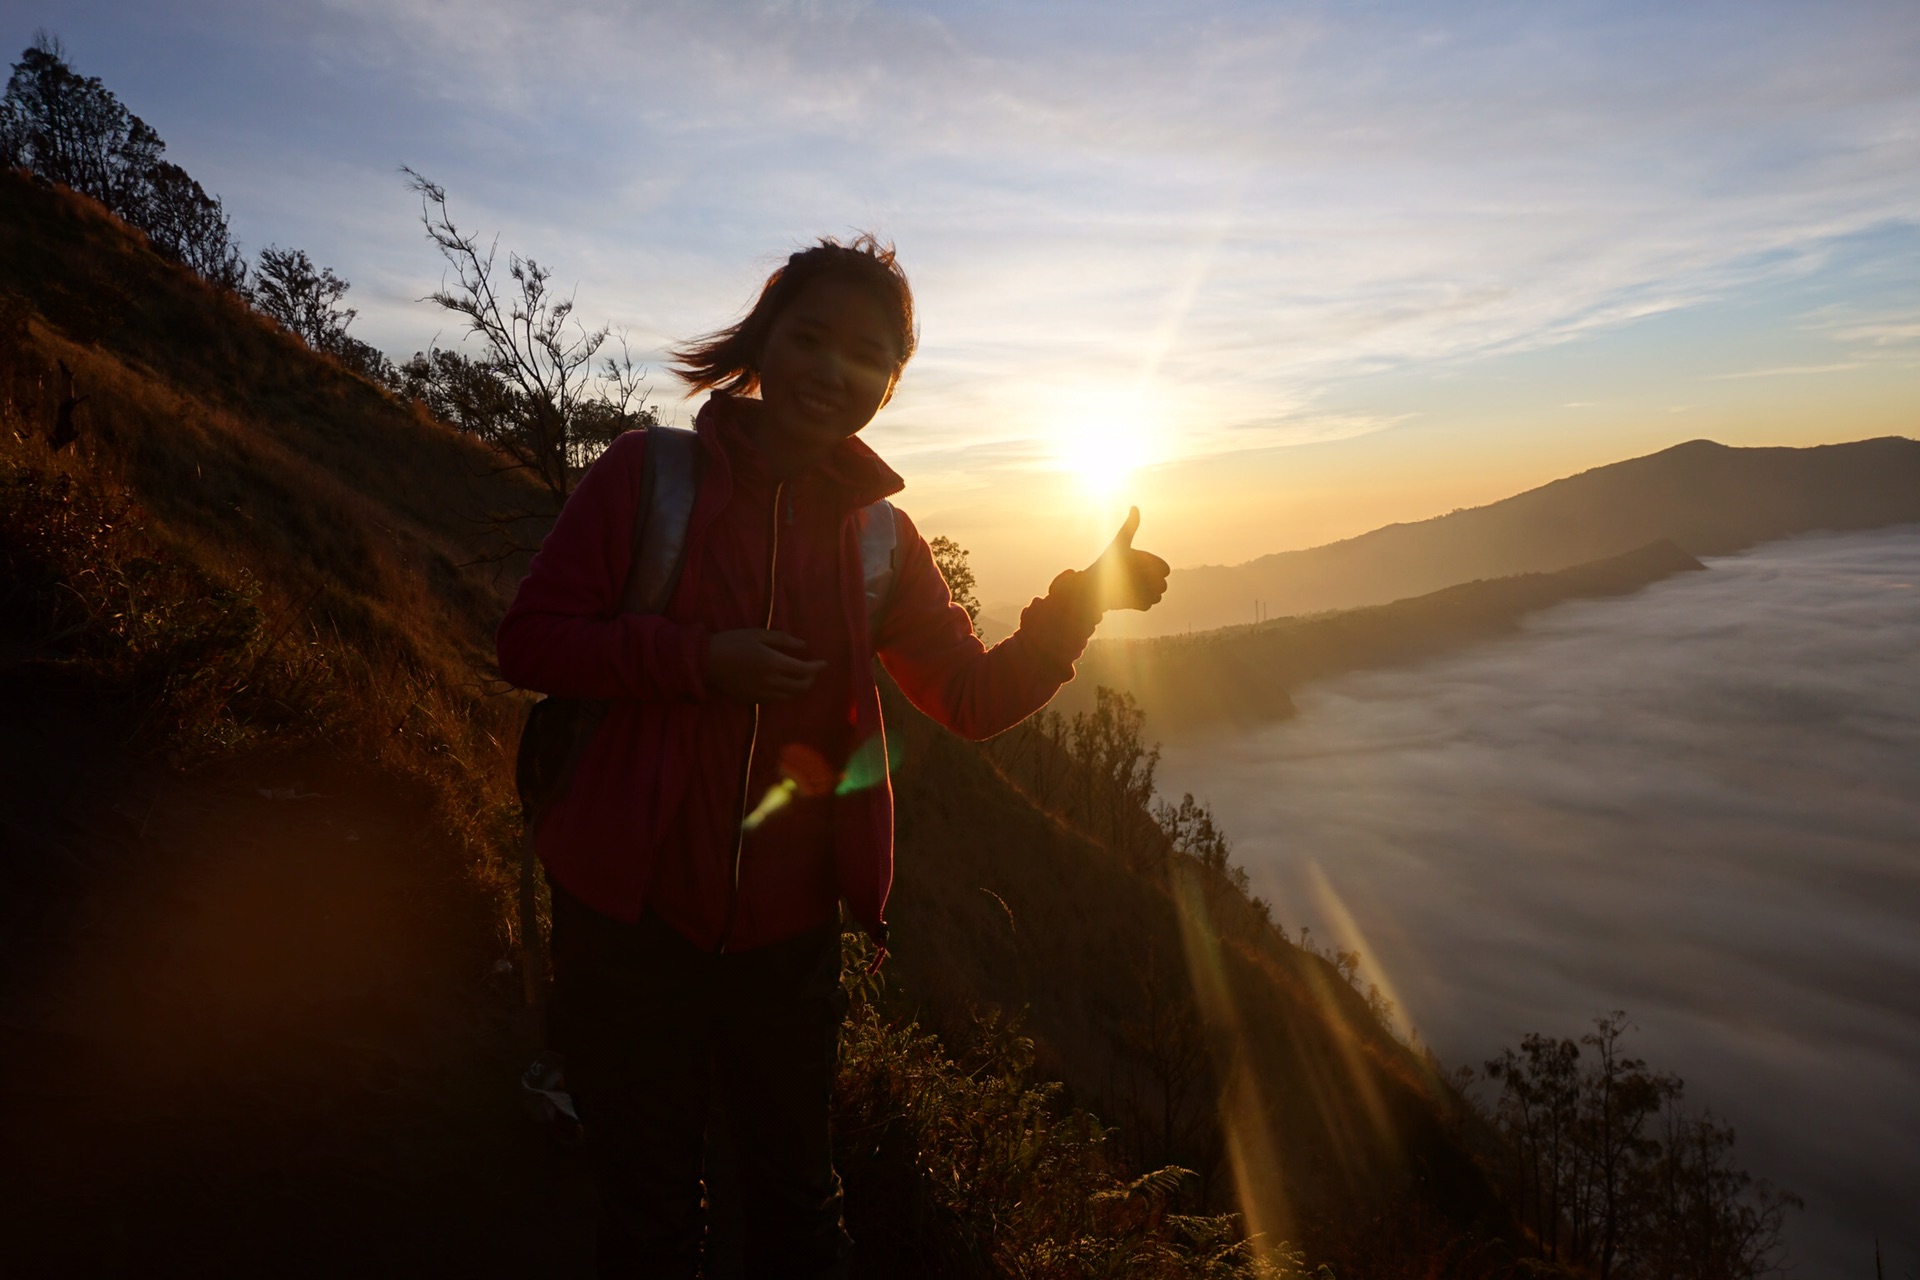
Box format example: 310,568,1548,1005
743,742,879,833
1306,862,1414,1044
836,734,890,795
742,778,797,831
1170,862,1296,1256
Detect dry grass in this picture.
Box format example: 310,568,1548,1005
837,934,1312,1279
1,169,543,947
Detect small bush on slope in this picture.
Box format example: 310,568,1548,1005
836,934,1310,1279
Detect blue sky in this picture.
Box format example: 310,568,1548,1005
9,0,1919,603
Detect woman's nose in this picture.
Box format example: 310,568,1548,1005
812,349,848,386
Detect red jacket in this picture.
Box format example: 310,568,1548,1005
497,394,1099,952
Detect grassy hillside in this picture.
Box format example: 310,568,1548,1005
1055,539,1706,733
0,168,546,911
1108,434,1920,637
2,168,1516,1274
0,170,598,1273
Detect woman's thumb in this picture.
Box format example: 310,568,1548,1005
1111,506,1141,550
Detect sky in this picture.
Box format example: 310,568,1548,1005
8,0,1919,606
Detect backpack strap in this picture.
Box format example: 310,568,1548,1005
636,440,893,628
856,498,899,628
621,425,702,615
519,426,704,822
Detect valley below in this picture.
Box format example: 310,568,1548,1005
1155,525,1920,1279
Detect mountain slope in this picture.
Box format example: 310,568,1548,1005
1111,435,1920,637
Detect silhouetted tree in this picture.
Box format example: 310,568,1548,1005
565,335,658,471
396,337,659,475
1483,1013,1797,1279
403,168,654,499
334,335,397,385
928,535,982,633
1068,687,1159,811
252,245,355,352
243,245,397,383
1632,1104,1800,1280
1060,687,1161,861
142,161,247,289
1154,792,1234,881
1,35,245,290
1486,1031,1583,1263
0,34,152,215
397,347,518,441
1581,1012,1677,1278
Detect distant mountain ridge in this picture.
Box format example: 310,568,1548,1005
1056,539,1707,733
1105,436,1920,638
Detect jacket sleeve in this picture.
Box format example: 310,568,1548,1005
496,431,711,701
875,509,1101,741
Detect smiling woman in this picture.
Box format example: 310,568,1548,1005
502,234,1172,1274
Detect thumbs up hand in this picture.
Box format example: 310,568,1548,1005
1080,506,1170,613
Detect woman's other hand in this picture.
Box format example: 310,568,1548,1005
705,630,828,702
1081,507,1170,612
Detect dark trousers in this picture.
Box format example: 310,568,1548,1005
548,883,852,1279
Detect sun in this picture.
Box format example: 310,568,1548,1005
1048,386,1155,500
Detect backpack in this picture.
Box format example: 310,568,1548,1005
510,427,901,1002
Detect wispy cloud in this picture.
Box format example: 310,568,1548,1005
1709,362,1867,380
1831,314,1920,348
55,0,1913,461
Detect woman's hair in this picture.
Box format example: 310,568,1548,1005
671,234,917,397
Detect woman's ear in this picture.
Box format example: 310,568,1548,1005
877,369,901,409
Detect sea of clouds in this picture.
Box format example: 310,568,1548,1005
1156,525,1920,1278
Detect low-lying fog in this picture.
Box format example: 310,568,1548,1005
1154,526,1920,1278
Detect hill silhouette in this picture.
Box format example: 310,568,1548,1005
0,168,1513,1273
1103,435,1920,638
1056,539,1707,733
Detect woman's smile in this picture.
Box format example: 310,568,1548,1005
796,387,843,419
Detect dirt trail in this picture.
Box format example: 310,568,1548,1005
0,679,595,1277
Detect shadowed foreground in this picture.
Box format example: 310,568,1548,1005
0,682,597,1276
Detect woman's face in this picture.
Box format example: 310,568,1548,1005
756,276,901,453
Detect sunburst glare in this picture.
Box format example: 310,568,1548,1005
1043,384,1159,502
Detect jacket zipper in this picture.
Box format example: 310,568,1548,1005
718,478,785,953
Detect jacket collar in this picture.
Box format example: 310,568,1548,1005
694,392,903,510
